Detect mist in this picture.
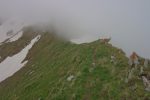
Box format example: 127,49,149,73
0,0,150,58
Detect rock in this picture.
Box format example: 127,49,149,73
128,68,134,80
134,59,139,69
145,88,150,92
67,75,74,81
142,76,149,86
110,55,117,64
140,66,144,74
130,84,137,91
144,59,149,68
128,59,133,66
142,76,150,92
125,68,135,83
111,55,115,59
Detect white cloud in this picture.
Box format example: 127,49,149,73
0,0,150,58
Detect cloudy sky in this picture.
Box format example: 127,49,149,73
0,0,150,58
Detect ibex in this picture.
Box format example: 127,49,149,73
129,52,139,68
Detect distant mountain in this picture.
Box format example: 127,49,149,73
0,26,150,100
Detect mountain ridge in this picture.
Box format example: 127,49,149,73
0,29,150,100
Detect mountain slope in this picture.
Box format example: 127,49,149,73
0,27,39,63
0,32,150,100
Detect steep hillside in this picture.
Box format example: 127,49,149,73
0,27,39,63
0,32,150,100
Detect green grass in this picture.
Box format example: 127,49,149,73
0,32,150,100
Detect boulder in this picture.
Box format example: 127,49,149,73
67,75,74,81
142,76,150,92
144,59,149,68
140,66,144,74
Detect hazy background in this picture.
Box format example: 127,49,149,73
0,0,150,58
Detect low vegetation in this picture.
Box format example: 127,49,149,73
0,31,149,100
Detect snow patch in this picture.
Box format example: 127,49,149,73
7,31,23,42
0,35,41,82
0,19,27,43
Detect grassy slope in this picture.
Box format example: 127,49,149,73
0,33,150,100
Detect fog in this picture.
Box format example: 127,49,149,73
0,0,150,58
